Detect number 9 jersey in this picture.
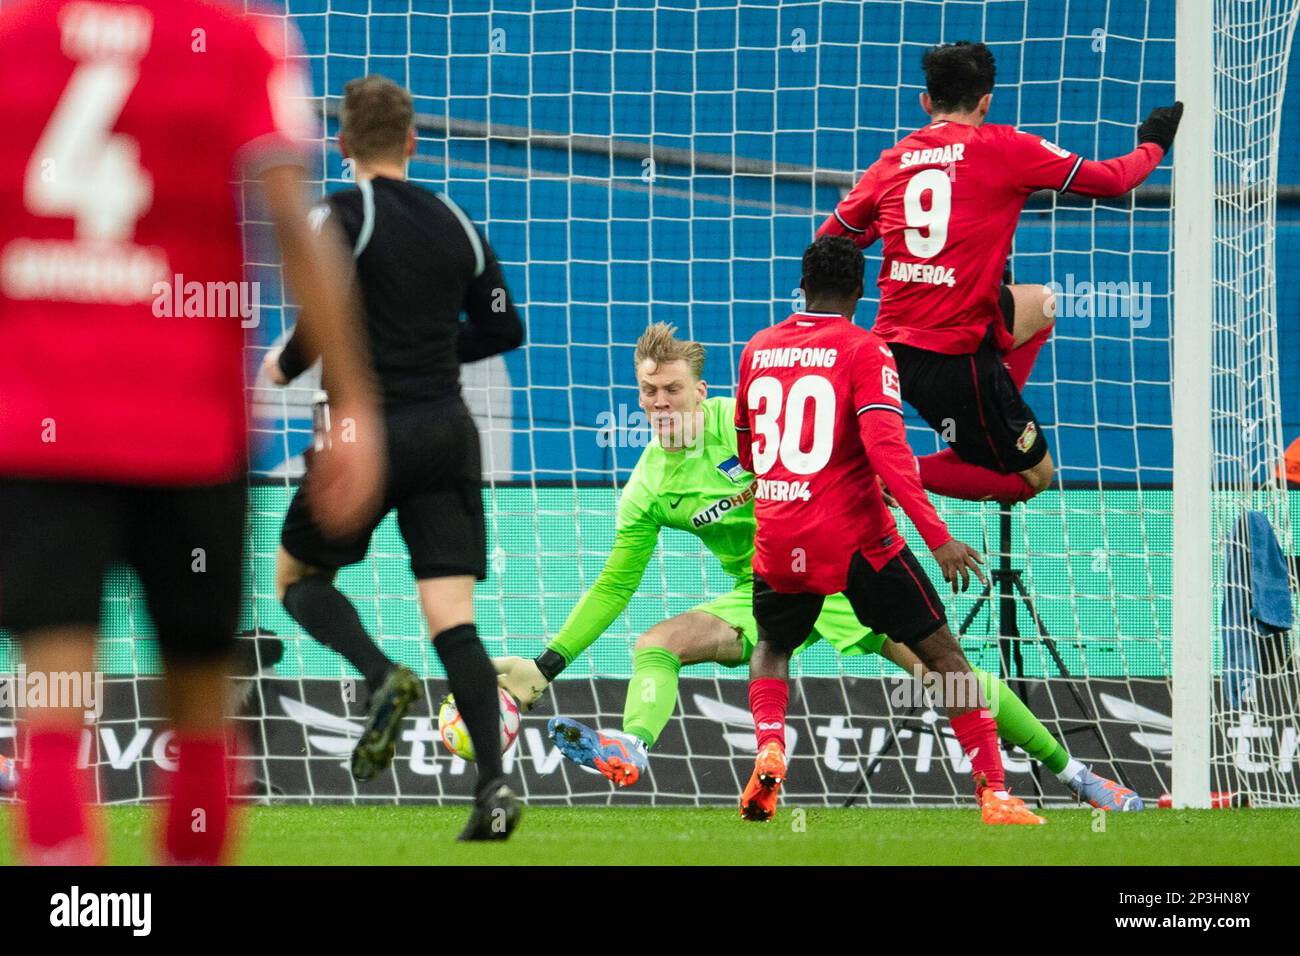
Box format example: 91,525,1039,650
819,120,1162,356
734,311,954,595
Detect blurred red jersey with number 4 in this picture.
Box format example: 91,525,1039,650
0,0,312,483
734,312,951,594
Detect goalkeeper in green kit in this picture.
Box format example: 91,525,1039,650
493,323,1141,810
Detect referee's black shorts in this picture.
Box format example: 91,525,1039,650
0,477,246,663
889,284,1048,474
753,546,947,651
281,399,487,580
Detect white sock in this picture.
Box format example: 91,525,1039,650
1056,757,1087,784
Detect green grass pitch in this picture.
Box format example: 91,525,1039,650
2,806,1299,865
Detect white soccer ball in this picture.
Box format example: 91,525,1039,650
437,687,521,761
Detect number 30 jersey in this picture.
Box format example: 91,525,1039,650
0,0,312,484
735,312,953,595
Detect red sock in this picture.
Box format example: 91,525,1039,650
162,734,234,865
18,727,100,864
1001,324,1053,391
748,678,789,753
919,449,1035,503
950,709,1005,797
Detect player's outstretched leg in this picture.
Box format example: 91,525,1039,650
911,627,1045,825
882,643,1143,811
971,667,1144,810
547,717,648,786
1063,765,1144,811
351,664,423,782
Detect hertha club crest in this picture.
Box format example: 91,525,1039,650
1016,422,1039,453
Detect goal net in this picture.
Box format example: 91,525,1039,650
4,0,1297,809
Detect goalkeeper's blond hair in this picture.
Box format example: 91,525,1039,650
634,322,705,379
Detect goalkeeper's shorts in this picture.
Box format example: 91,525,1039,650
692,580,886,666
281,400,487,581
0,477,245,663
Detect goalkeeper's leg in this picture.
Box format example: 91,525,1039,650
619,588,831,749
551,584,828,787
550,608,745,787
623,610,746,743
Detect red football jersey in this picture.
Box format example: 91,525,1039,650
0,0,312,484
734,312,952,594
819,121,1162,354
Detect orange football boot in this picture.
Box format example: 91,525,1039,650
739,741,786,822
981,788,1048,825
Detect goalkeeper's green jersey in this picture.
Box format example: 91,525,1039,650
547,396,758,664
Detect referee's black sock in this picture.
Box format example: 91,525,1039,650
433,623,503,796
283,576,393,693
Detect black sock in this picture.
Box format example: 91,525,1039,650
283,576,393,692
433,623,503,796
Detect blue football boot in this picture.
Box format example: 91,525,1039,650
548,716,648,787
1065,765,1144,811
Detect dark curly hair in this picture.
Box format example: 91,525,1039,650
801,236,864,301
922,42,996,113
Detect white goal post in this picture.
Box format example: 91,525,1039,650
1172,0,1215,810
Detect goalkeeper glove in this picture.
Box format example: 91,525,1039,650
1138,102,1184,152
494,653,563,711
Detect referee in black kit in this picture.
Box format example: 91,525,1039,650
262,75,524,840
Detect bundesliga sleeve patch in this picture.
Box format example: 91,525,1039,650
881,365,901,401
1038,138,1071,159
716,456,746,482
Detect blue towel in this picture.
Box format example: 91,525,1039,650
1246,511,1294,629
1221,510,1294,710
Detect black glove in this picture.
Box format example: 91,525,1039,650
534,649,567,682
1138,101,1183,152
